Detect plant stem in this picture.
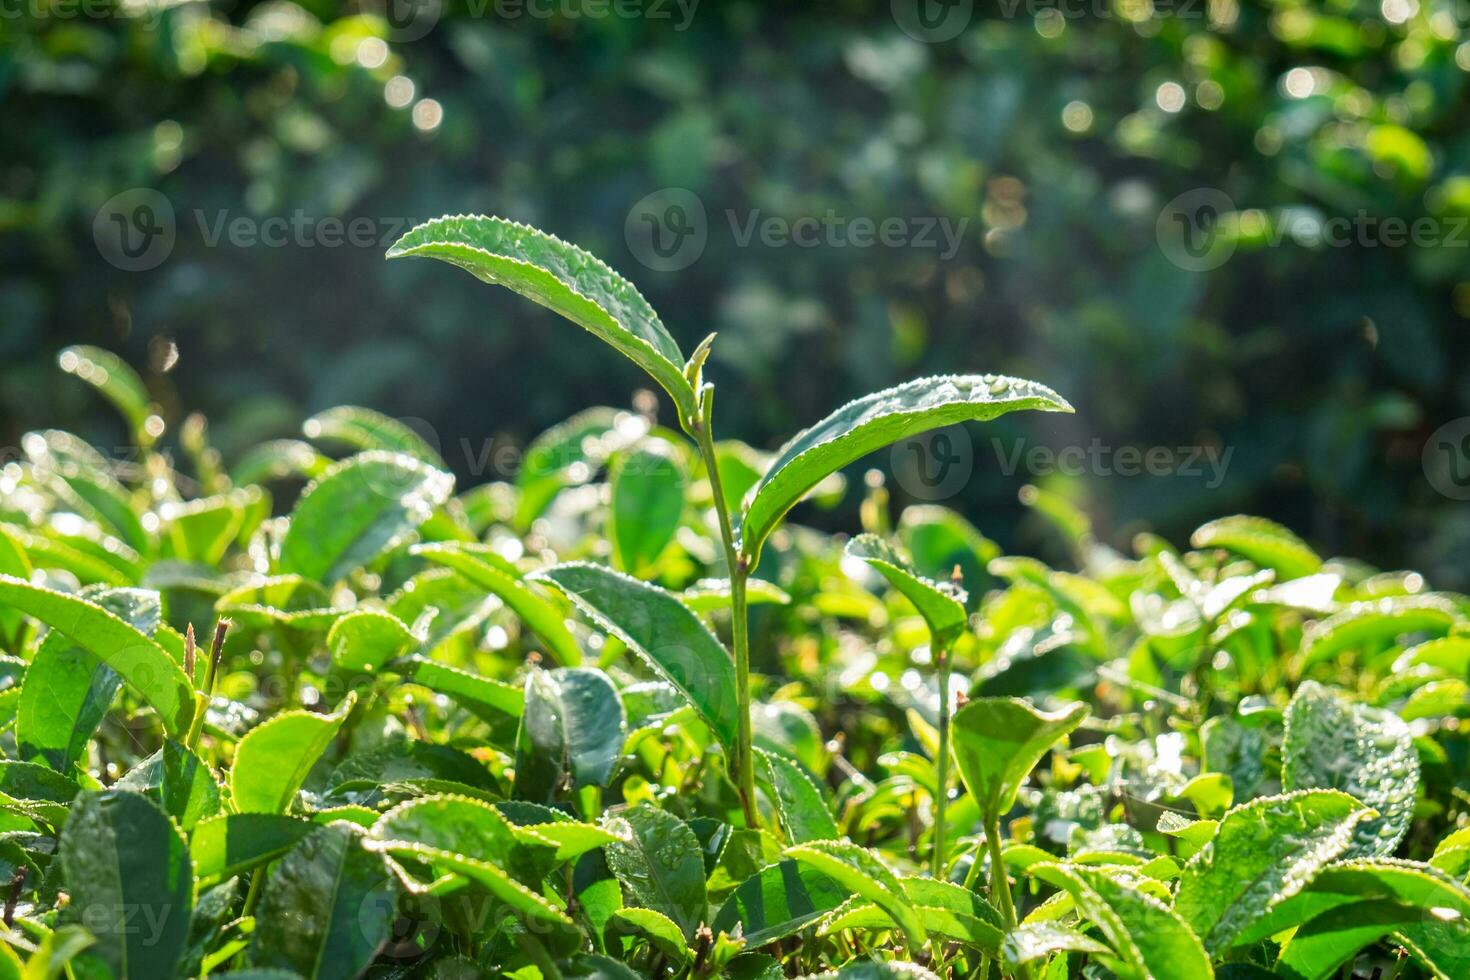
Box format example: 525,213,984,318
185,619,231,751
690,386,759,829
985,815,1017,931
932,638,951,879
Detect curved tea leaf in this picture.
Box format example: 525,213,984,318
57,346,157,447
58,790,192,979
740,375,1071,563
1232,857,1470,949
327,608,415,673
819,877,1003,953
532,562,738,749
190,813,315,881
785,840,926,945
114,739,222,832
17,586,159,771
1191,516,1322,580
609,441,686,577
712,859,849,946
608,908,691,965
1031,864,1212,980
230,693,355,814
387,215,697,423
514,667,625,803
277,451,454,584
411,541,581,665
0,576,195,737
250,822,397,980
1003,922,1110,970
1298,595,1459,671
1174,789,1376,954
950,697,1088,820
304,406,444,466
755,748,838,844
603,804,706,938
844,533,967,644
401,655,524,719
1283,682,1418,856
230,438,331,485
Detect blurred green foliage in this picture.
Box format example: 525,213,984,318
3,0,1470,581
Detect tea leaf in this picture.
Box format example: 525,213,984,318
401,655,524,718
950,697,1088,819
59,790,192,979
1173,789,1376,954
1298,595,1459,671
57,346,157,447
514,668,625,803
387,215,697,423
785,839,926,944
609,441,686,577
411,541,581,665
712,859,849,946
603,803,706,938
190,813,316,881
327,608,416,673
1031,863,1212,980
845,533,967,644
231,693,356,814
17,586,160,770
533,562,739,749
277,451,454,584
0,576,195,737
114,739,223,832
1191,516,1322,580
755,748,838,844
740,375,1071,563
250,823,397,980
1283,682,1418,856
304,406,444,467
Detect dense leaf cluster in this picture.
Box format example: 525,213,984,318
0,220,1465,978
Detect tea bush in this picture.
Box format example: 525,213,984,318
0,218,1465,979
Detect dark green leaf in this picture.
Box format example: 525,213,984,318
533,562,738,749
603,804,706,938
59,790,192,979
711,859,848,946
514,668,625,803
250,823,397,980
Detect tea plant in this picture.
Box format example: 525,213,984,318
0,220,1461,980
